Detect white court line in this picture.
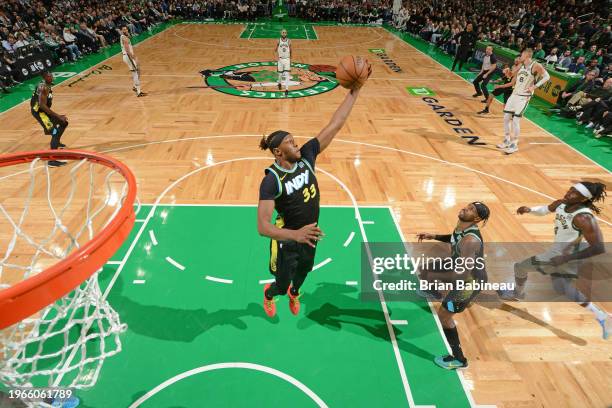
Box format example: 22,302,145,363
387,207,482,408
205,275,233,284
106,261,121,265
127,362,328,408
345,280,358,286
317,167,418,408
343,231,355,247
390,320,409,326
304,25,309,40
133,279,146,284
149,230,158,246
259,278,275,284
98,134,610,227
135,219,146,222
311,257,332,271
384,28,611,175
166,256,185,271
362,221,375,225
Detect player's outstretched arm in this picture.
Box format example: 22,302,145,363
316,88,361,152
517,199,564,215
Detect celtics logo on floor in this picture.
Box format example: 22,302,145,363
200,61,338,99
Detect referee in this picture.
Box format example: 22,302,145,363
257,87,363,318
472,46,497,101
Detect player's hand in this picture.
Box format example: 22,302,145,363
527,85,535,93
516,206,531,215
483,74,488,79
58,115,68,125
416,233,435,242
549,255,568,266
294,223,324,247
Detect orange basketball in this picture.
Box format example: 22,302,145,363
335,56,371,89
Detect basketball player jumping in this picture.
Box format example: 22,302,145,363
120,26,146,97
498,182,611,339
416,201,491,369
31,71,68,167
498,48,549,154
275,29,291,97
257,87,363,318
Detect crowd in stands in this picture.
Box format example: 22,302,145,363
0,0,609,137
391,0,610,137
0,0,172,93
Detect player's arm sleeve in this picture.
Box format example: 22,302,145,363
259,172,279,200
299,138,321,169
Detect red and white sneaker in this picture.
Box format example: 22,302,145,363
287,285,301,316
263,284,276,318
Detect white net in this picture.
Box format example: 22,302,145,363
0,155,135,405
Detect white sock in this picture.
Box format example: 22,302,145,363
278,72,283,86
132,71,141,94
284,72,290,90
586,303,608,321
503,113,512,142
512,116,521,145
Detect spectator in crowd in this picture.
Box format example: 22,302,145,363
544,48,558,65
568,56,586,74
558,50,573,69
585,59,600,77
551,70,599,110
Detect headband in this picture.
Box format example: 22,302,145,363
471,201,490,220
268,131,290,150
574,183,593,199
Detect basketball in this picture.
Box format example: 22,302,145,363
336,55,371,89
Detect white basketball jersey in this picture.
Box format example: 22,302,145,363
277,37,290,59
553,204,592,243
120,34,133,56
537,204,593,261
513,61,536,96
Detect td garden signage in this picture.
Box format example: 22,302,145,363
368,49,402,73
201,61,338,99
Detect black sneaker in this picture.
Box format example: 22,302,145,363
477,108,489,114
472,92,482,97
481,98,488,103
58,143,67,149
277,83,281,90
136,92,147,97
48,160,67,167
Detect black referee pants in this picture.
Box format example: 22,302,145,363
473,72,492,98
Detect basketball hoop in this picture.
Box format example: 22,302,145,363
0,150,136,396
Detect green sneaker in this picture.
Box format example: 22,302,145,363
434,355,468,370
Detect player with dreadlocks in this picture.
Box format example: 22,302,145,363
499,182,610,339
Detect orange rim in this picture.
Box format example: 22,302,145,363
0,150,137,330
